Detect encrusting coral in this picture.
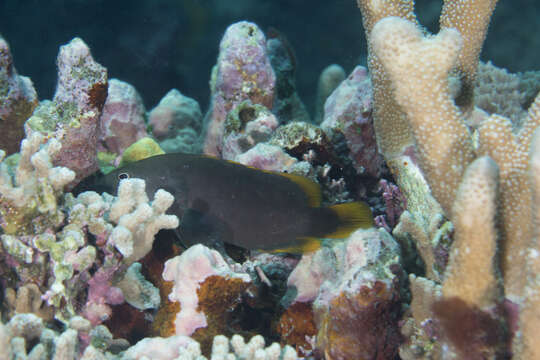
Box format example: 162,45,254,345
148,88,202,154
99,78,148,155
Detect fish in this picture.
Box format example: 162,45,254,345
74,153,373,254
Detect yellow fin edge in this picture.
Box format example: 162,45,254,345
324,201,374,239
226,159,322,208
269,237,322,254
274,172,322,207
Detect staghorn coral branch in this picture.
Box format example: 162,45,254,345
477,94,540,298
370,17,475,215
443,156,503,309
515,127,540,359
440,0,498,110
356,0,416,158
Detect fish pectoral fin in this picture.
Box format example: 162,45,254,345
269,237,322,254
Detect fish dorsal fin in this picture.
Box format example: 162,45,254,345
269,237,322,254
224,159,322,207
324,201,374,239
274,172,322,207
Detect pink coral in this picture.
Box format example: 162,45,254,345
99,78,147,155
321,66,384,178
204,21,275,156
161,244,251,336
0,36,38,155
83,266,124,326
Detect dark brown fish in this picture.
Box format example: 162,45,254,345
78,153,373,253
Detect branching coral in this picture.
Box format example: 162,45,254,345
356,0,416,158
442,157,502,309
0,132,75,236
370,17,474,216
511,128,540,359
356,0,540,356
0,133,178,325
368,10,540,302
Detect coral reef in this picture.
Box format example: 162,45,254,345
99,78,147,155
203,21,275,156
1,1,540,358
1,132,178,326
149,89,202,154
0,35,38,155
320,65,384,178
0,313,298,360
314,64,346,125
25,37,107,186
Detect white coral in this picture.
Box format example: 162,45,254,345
108,178,179,263
0,133,75,205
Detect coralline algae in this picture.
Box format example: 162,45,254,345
203,21,276,156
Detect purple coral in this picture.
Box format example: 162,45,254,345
0,35,38,155
99,78,147,155
321,66,384,178
25,38,108,186
203,21,275,157
376,179,407,231
52,38,107,182
83,266,124,326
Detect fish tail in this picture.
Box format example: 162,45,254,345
278,202,374,254
316,201,374,239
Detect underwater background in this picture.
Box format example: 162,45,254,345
1,0,540,359
1,0,539,112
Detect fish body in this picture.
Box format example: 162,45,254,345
76,154,373,253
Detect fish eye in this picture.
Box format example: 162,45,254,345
118,172,130,180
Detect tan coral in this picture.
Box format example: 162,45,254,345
399,275,442,360
477,93,540,298
370,16,475,215
443,157,503,309
356,0,416,157
514,128,540,360
4,284,54,321
439,0,498,110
